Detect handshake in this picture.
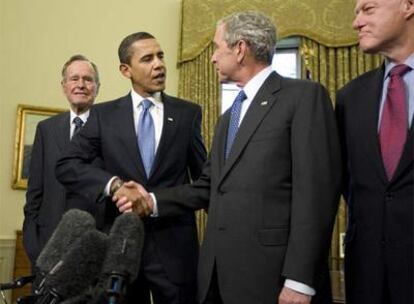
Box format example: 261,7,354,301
111,179,155,217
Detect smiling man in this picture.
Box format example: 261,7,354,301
336,0,414,303
56,32,207,304
23,55,100,268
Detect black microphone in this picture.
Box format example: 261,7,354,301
36,229,107,304
34,209,96,293
91,213,145,304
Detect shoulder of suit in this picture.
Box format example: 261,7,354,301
338,66,383,94
163,93,201,111
280,76,326,92
38,111,69,128
91,94,130,111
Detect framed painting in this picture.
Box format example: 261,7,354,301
12,104,65,189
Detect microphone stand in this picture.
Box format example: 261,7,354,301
0,276,35,304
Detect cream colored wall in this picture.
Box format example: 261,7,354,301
0,0,182,240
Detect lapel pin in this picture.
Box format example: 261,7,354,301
260,101,268,106
167,117,174,122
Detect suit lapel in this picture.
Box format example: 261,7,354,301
218,72,281,186
358,67,389,183
392,115,414,181
150,93,180,179
114,95,147,180
53,112,70,150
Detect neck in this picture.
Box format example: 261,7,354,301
234,62,270,87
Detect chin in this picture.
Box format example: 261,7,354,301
358,40,379,54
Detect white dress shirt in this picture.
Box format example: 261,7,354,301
70,110,90,139
105,90,164,195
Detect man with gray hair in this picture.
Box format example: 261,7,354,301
23,54,100,267
115,11,341,304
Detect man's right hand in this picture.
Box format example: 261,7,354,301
112,181,154,217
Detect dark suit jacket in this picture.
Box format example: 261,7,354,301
155,72,341,304
56,92,207,285
336,66,413,304
23,112,100,265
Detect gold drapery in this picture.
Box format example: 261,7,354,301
300,37,382,269
179,0,358,63
178,43,219,242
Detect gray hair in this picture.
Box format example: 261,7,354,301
219,11,277,64
61,54,100,85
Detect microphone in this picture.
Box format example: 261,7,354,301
91,213,145,304
34,209,96,293
36,229,107,304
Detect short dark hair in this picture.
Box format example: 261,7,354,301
61,54,100,84
118,32,155,64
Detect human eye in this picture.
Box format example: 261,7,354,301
140,55,152,63
83,76,94,83
362,3,376,14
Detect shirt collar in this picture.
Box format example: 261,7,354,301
241,66,273,100
384,52,414,80
70,109,90,123
131,90,163,110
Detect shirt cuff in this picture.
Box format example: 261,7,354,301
284,279,315,296
104,176,118,196
149,193,158,217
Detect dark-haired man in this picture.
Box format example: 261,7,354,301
115,12,341,304
23,54,100,267
56,32,207,304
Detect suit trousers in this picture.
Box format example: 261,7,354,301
126,227,197,304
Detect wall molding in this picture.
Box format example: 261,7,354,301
0,237,16,304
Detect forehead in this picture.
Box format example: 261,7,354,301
130,38,163,57
66,60,95,75
213,23,226,43
355,0,388,11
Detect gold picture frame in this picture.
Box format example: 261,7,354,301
12,104,65,189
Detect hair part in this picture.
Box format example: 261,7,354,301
118,32,155,64
219,11,277,64
61,54,100,85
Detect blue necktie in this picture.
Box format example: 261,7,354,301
138,99,155,177
225,90,247,159
72,116,84,139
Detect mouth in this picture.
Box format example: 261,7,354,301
153,72,166,83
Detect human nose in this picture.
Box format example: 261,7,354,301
153,56,165,69
74,78,86,88
352,14,362,30
211,51,217,64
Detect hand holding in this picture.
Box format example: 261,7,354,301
113,181,154,217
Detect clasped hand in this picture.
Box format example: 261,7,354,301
112,181,154,217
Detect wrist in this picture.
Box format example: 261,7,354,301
110,177,124,196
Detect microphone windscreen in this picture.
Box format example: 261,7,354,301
44,229,107,300
101,213,145,283
36,209,96,273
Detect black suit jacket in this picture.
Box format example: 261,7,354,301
56,92,207,284
23,112,100,265
155,72,341,304
336,66,413,303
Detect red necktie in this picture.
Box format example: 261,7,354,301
379,64,411,180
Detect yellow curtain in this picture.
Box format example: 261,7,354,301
177,43,220,242
299,37,382,269
178,0,358,63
